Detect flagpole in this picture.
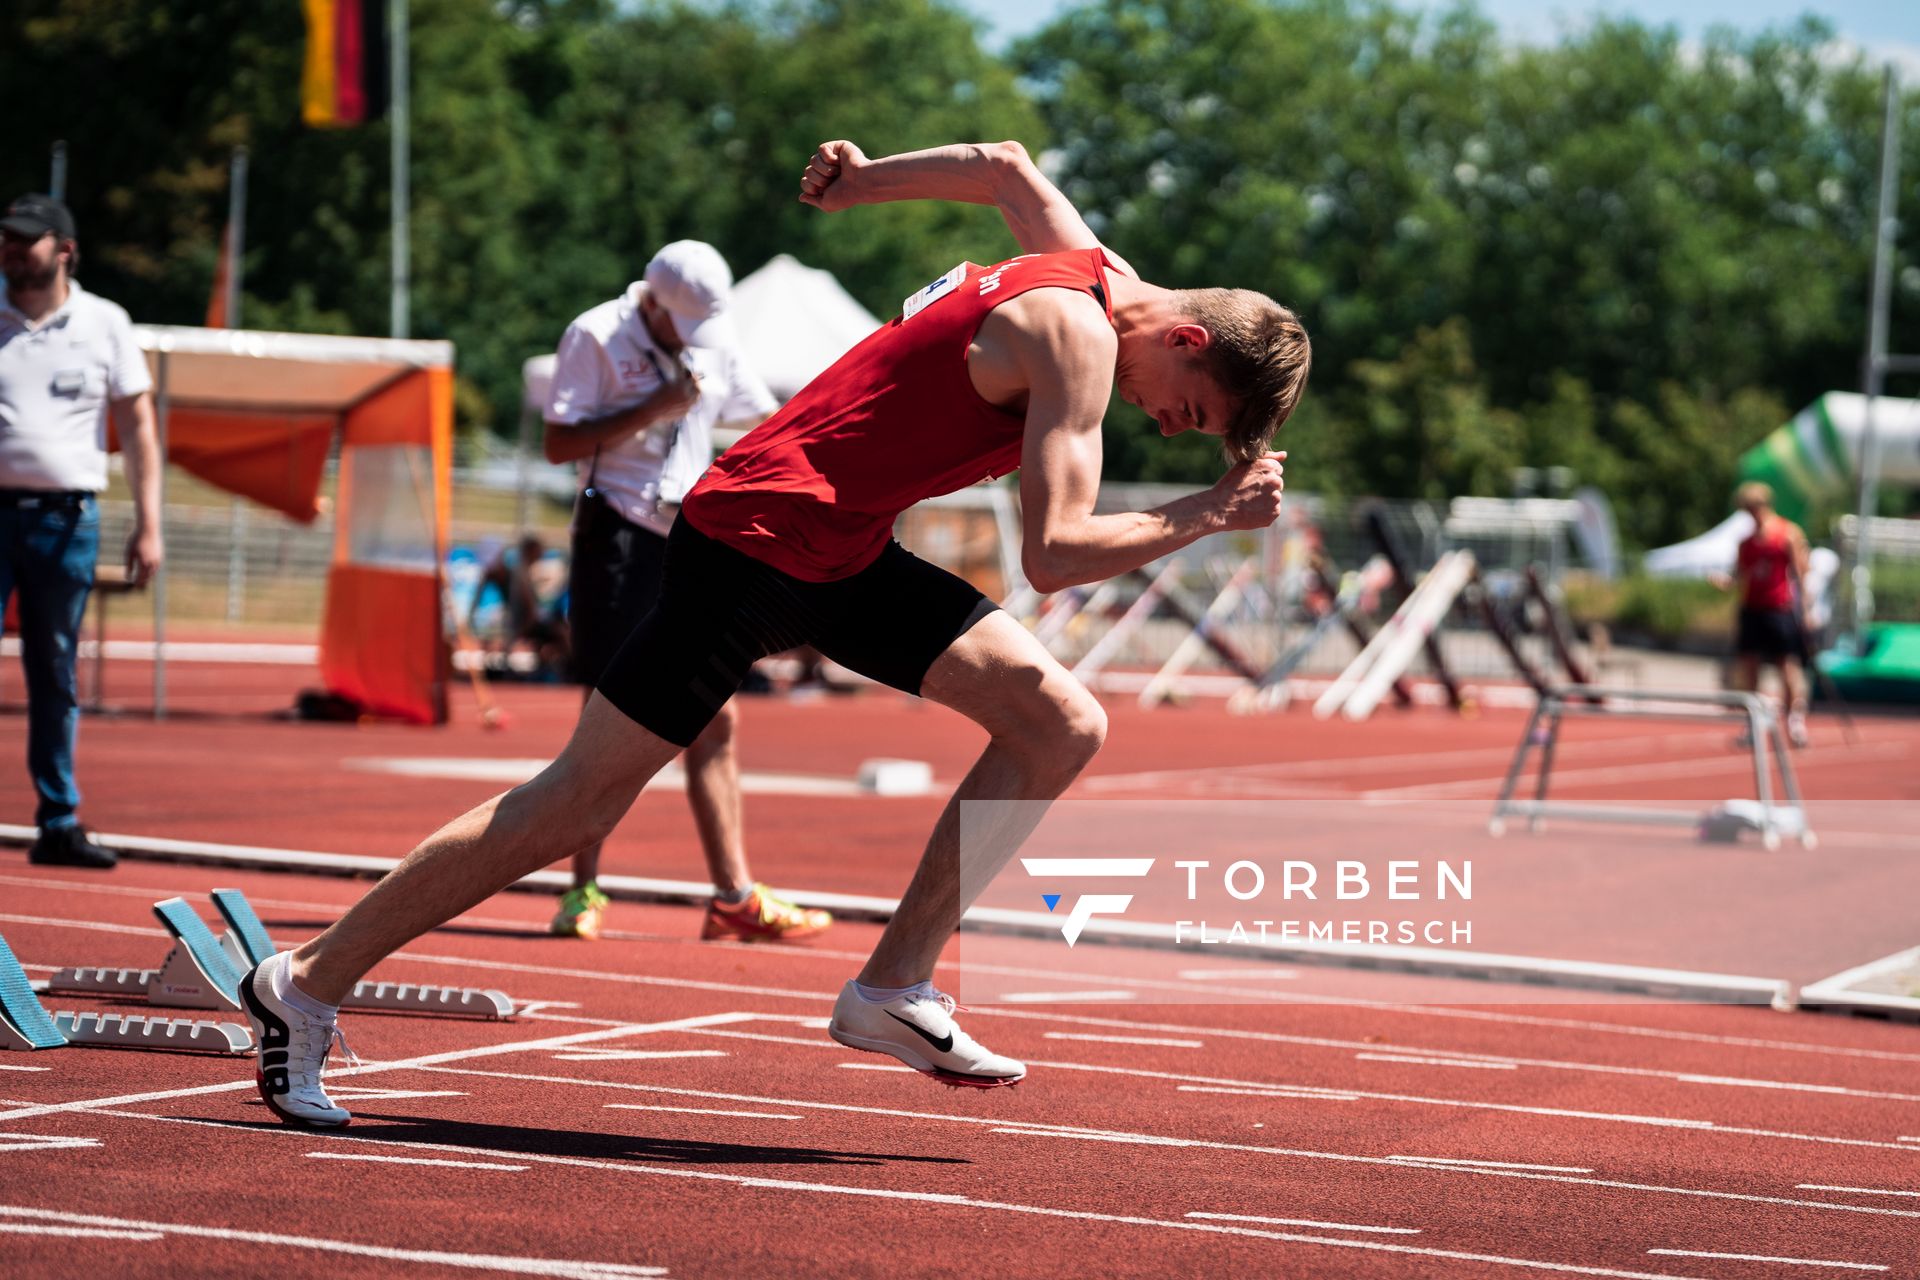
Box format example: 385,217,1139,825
1852,66,1901,637
225,147,248,328
49,141,67,201
391,0,410,339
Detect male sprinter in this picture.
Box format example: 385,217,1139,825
239,139,1309,1124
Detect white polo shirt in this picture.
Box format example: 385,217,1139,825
547,282,776,536
0,281,152,492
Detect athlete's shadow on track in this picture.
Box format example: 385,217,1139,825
224,1112,970,1169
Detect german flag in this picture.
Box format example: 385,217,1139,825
302,0,389,128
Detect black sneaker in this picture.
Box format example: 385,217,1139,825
27,825,117,869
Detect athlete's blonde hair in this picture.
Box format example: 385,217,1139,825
1174,288,1312,463
1735,481,1774,512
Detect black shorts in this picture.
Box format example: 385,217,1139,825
595,516,998,746
567,492,670,688
1736,606,1806,662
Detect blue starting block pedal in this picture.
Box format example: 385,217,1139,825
45,896,246,1012
48,890,514,1020
1,932,249,1054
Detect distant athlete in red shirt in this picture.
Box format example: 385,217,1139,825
237,139,1311,1122
1717,482,1812,748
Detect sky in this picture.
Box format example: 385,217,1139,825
958,0,1920,69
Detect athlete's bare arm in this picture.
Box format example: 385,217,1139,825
798,139,1137,274
981,291,1284,593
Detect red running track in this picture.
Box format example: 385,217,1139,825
1,669,1918,1277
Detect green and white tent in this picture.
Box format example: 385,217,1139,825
1738,392,1920,527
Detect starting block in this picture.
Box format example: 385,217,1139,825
1,934,249,1054
45,890,514,1020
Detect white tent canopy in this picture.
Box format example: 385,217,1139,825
730,254,883,401
1643,510,1755,578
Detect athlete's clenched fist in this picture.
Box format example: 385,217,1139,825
1211,451,1287,530
799,140,869,212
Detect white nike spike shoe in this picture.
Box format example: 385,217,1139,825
828,980,1025,1088
239,952,356,1127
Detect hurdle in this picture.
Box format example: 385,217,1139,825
1,934,249,1054
43,890,514,1019
1067,559,1186,682
1138,559,1261,708
1229,554,1395,715
1487,686,1816,851
1314,550,1477,720
1367,507,1470,711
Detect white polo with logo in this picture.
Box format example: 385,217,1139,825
547,282,776,537
0,281,151,492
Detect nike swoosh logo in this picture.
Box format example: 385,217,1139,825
885,1010,954,1054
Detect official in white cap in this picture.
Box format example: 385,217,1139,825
537,240,832,943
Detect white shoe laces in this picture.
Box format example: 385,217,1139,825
289,1020,359,1092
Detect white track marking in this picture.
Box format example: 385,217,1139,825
1388,1156,1595,1174
0,1206,665,1277
0,1134,101,1152
347,756,886,798
1797,1185,1920,1198
997,990,1137,1003
552,1051,727,1062
1177,1085,1365,1102
0,1222,164,1241
606,1104,801,1121
0,1012,757,1123
1356,1053,1519,1070
1186,1211,1419,1235
1174,968,1299,980
0,1066,50,1073
837,1063,914,1072
307,1152,527,1171
0,911,167,938
42,1120,1715,1280
1647,1249,1886,1271
387,1068,1920,1221
1027,1058,1920,1154
1044,1033,1205,1049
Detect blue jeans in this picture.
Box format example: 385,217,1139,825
0,496,99,829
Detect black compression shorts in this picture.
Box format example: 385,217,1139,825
595,516,999,746
1736,606,1807,663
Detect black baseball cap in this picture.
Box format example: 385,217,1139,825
1,194,76,242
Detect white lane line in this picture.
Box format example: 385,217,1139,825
837,1062,915,1072
347,756,882,798
0,1134,102,1152
0,1066,51,1073
52,1118,1714,1280
607,1104,801,1121
678,1028,824,1048
1175,969,1299,980
1356,1053,1519,1070
1388,1156,1595,1174
1178,1085,1365,1101
1797,1185,1920,1198
1647,1249,1887,1271
553,1051,727,1062
1186,1211,1419,1235
1044,1033,1205,1049
0,1222,164,1241
307,1152,527,1171
0,1011,759,1122
997,990,1137,1003
0,1206,666,1276
1676,1075,1852,1094
1023,1058,1920,1155
392,1069,1920,1221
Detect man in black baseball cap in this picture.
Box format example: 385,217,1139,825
1,194,77,244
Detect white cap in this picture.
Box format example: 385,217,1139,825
644,240,734,348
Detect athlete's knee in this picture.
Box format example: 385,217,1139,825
1012,686,1106,780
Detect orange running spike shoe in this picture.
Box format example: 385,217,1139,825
702,883,832,942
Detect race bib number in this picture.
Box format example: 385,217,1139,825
902,263,967,320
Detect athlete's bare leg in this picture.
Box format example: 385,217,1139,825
291,694,681,1004
569,698,749,895
1780,656,1809,718
857,612,1106,988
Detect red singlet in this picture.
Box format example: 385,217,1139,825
682,248,1115,582
1737,516,1797,612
